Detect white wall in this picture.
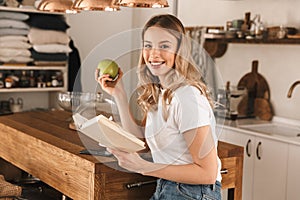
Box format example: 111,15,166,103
178,0,300,120
66,4,175,94
65,0,300,120
66,9,133,93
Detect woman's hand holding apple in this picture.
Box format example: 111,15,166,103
96,68,123,95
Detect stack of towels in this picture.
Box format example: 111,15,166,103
28,13,72,66
0,11,33,64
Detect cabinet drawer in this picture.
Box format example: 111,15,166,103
220,157,237,189
101,171,156,200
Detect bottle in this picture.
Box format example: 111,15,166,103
255,15,265,39
29,70,36,87
241,12,251,32
277,25,287,39
19,70,30,88
45,72,52,87
55,71,63,87
225,81,231,114
37,71,46,88
0,71,4,88
51,75,59,87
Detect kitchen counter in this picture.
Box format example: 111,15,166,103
0,110,243,200
218,116,300,146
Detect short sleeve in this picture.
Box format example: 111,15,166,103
174,86,212,134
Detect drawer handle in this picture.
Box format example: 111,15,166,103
256,141,262,160
220,169,228,174
126,180,157,189
246,139,251,157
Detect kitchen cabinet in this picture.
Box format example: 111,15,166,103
287,144,300,200
219,127,255,200
219,126,289,200
0,6,68,93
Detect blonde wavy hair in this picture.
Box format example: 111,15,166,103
136,14,213,123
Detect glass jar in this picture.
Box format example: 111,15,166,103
277,25,287,39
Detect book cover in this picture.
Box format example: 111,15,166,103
73,113,145,153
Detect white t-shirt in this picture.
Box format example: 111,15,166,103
145,85,222,182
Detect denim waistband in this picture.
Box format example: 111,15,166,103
156,178,222,191
151,179,222,200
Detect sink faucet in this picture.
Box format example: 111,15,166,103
287,80,300,98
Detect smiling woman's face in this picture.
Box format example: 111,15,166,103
142,26,178,78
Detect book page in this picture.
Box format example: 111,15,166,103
73,114,145,153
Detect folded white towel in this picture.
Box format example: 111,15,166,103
0,41,32,49
28,28,70,45
33,44,72,53
0,19,30,30
0,11,29,21
0,56,33,63
0,48,31,57
0,35,28,42
0,28,29,36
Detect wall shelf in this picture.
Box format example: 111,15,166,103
0,87,65,93
207,38,300,45
0,65,67,71
185,26,300,57
204,38,300,58
0,5,63,15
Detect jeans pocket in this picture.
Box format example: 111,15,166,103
203,194,217,200
176,183,201,200
201,183,221,200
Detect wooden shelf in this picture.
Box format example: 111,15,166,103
0,5,69,112
0,87,66,93
204,38,300,58
0,65,67,71
206,38,300,45
0,5,64,15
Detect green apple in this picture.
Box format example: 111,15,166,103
97,59,119,80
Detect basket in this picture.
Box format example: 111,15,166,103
0,175,22,198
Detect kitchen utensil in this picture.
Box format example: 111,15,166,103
0,100,13,115
241,12,251,32
57,92,99,112
57,92,100,130
8,97,23,113
237,60,270,117
229,86,247,116
57,92,118,129
232,19,244,30
254,98,273,121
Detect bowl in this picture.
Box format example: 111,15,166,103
57,92,99,112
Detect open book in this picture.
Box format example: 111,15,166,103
72,113,145,153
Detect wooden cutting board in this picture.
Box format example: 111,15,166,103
237,60,271,117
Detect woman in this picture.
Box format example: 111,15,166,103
96,14,222,200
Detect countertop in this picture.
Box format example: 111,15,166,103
217,116,300,146
0,110,244,200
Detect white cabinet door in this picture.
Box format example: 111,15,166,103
252,137,288,200
219,127,289,200
219,127,255,200
287,144,300,200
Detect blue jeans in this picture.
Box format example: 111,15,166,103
150,179,222,200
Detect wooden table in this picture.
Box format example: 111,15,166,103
0,110,243,200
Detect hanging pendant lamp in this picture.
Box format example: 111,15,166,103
37,0,76,13
115,0,169,8
72,0,120,11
